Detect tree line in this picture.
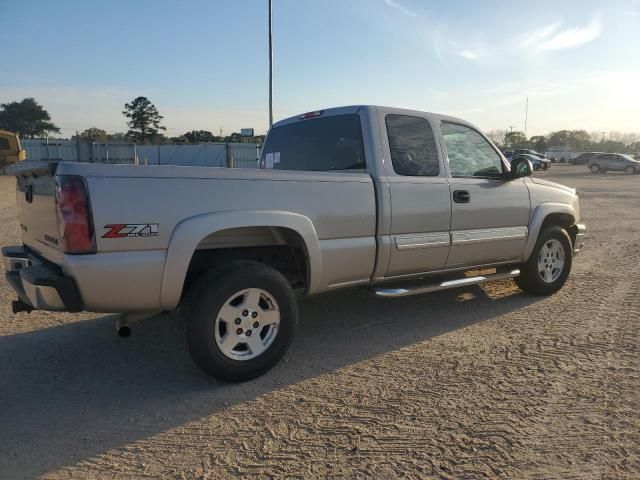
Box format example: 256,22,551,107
486,128,640,154
0,97,264,145
1,96,637,153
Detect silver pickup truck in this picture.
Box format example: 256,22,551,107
3,105,585,381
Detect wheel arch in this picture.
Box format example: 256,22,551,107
159,211,322,310
524,204,576,261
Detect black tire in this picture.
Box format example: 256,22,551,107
590,164,600,174
183,260,298,382
515,226,573,296
625,165,636,175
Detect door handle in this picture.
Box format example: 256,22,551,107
453,190,471,203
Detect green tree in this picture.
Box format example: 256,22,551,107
547,130,591,150
529,135,548,152
107,132,129,141
184,130,220,143
122,96,166,143
0,97,60,138
504,130,527,149
74,127,109,141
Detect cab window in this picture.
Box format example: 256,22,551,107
386,115,440,176
442,122,504,178
260,114,366,172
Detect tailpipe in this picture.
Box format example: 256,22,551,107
114,311,161,338
115,316,132,338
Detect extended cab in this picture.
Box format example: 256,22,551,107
3,106,585,381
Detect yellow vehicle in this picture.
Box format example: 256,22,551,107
0,130,27,169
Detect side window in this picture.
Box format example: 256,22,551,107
441,122,504,178
0,138,10,150
385,115,440,176
260,114,366,172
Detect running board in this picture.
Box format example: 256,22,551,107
371,269,521,298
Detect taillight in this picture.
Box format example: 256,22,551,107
55,175,96,254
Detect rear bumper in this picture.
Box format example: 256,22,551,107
2,246,83,312
571,224,586,254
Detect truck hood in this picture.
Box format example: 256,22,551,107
529,177,576,194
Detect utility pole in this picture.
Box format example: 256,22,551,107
524,97,529,138
268,0,274,129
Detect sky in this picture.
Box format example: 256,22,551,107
1,0,639,137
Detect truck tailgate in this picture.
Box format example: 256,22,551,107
14,164,64,263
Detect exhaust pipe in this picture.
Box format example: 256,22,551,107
115,311,161,338
115,316,132,338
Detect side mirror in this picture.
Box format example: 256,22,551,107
509,157,533,179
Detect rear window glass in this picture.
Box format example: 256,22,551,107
386,115,439,176
260,114,366,172
0,138,9,150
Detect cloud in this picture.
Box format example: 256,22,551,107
518,22,562,49
457,49,478,60
519,15,602,52
383,0,417,18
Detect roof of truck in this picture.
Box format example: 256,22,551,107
272,105,472,130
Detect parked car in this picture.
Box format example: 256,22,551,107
588,153,640,174
511,153,551,171
633,153,640,161
514,149,548,159
570,152,602,165
2,105,586,382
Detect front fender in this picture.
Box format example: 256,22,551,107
159,210,322,310
524,203,576,261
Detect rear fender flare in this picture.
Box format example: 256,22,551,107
160,210,322,310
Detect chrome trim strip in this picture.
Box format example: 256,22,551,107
394,232,450,251
451,227,528,246
371,269,521,298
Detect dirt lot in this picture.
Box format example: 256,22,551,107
0,166,638,479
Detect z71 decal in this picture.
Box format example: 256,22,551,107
103,224,159,238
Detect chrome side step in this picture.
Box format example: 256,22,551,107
371,269,520,298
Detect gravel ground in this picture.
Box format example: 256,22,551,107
0,166,638,479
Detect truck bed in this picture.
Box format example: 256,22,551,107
12,162,378,311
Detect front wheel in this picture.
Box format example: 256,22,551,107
183,260,298,382
590,164,600,173
625,165,636,175
515,226,573,296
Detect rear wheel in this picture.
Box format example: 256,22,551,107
183,260,298,382
590,164,600,173
516,226,573,296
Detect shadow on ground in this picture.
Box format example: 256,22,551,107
0,283,539,477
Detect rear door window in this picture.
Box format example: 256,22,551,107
385,115,440,176
260,114,366,172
